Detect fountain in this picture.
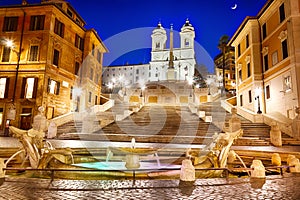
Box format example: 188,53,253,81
4,105,248,180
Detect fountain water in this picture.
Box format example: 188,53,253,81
233,151,250,176
154,153,161,167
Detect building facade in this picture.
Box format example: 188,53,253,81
102,19,197,91
214,47,236,92
149,20,196,82
229,0,300,119
0,0,107,132
102,64,150,92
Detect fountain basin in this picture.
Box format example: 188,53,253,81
73,161,180,171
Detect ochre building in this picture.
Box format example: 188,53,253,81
0,0,107,132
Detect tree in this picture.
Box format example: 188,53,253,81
217,35,230,96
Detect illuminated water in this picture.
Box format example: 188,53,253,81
73,161,180,171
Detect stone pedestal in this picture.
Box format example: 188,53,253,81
125,154,140,169
207,94,212,102
228,107,241,132
270,122,282,147
271,153,281,166
167,68,175,80
292,107,300,140
250,160,265,178
288,156,300,173
180,159,195,182
198,111,205,118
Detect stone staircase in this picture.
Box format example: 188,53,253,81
56,100,299,146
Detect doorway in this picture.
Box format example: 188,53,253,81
20,108,32,130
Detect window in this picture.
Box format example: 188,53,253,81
48,79,60,95
95,95,98,105
248,90,252,103
28,45,39,61
70,86,73,100
92,44,95,56
279,3,285,23
53,49,60,67
75,34,84,51
67,9,73,17
97,50,101,63
0,108,3,128
54,19,64,38
263,54,269,71
247,63,251,78
237,44,241,57
136,69,139,74
272,51,278,66
75,61,80,75
246,34,249,48
0,78,9,98
20,77,38,99
96,74,99,84
240,95,243,106
90,68,94,80
262,23,267,40
283,76,292,92
155,42,160,49
185,39,189,47
238,69,242,84
88,92,92,103
1,46,11,62
282,39,288,59
266,85,270,99
30,15,45,31
3,17,18,32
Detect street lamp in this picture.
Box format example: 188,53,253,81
140,85,146,97
188,78,193,97
255,87,262,114
107,82,113,93
5,39,22,102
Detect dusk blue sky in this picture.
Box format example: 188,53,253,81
0,0,268,72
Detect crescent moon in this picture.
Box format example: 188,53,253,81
231,4,237,10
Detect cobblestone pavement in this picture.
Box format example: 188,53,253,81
0,174,300,200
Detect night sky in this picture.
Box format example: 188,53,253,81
0,0,268,72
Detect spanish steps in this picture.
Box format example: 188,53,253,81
56,101,298,147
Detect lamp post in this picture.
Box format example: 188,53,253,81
140,86,146,104
188,78,193,97
5,40,21,103
255,87,262,114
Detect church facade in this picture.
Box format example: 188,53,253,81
149,20,196,82
102,19,196,88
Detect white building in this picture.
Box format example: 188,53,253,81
102,19,196,90
149,19,196,82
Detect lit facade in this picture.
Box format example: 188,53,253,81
102,64,150,91
102,19,197,91
0,0,107,131
149,20,196,82
214,47,236,91
229,0,300,119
